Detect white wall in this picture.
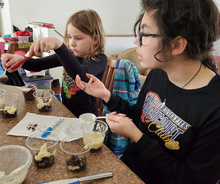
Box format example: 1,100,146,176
1,0,140,36
0,0,12,35
214,0,220,51
105,36,136,56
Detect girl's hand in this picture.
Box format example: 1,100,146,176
28,37,63,57
1,53,25,72
106,112,143,143
75,73,111,103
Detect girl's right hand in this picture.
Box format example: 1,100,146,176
28,37,63,57
1,53,25,72
106,112,143,143
75,73,111,103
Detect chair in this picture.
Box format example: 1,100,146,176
101,58,141,157
97,57,116,116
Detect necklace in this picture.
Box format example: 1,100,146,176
162,62,202,106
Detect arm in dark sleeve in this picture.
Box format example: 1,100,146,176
22,54,62,71
103,77,147,127
54,43,107,82
103,69,156,126
103,90,145,127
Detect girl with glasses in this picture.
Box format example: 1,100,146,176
76,0,220,183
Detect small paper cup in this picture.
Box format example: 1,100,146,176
81,120,108,152
26,130,58,169
60,134,92,172
33,89,54,112
1,93,19,118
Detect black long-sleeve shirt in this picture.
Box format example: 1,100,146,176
23,43,107,117
104,69,220,184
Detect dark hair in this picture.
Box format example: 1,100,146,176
134,0,220,73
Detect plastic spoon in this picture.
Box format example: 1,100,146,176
10,52,35,70
96,116,106,119
38,172,113,184
0,68,8,83
93,116,107,131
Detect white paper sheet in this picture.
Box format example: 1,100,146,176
7,112,83,141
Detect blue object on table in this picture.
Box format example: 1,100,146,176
54,93,61,102
69,181,80,184
41,117,63,138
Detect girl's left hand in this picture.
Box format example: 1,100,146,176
28,37,63,57
106,112,143,143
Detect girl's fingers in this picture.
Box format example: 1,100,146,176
117,113,126,117
33,40,41,56
87,77,93,91
28,44,35,57
40,42,46,53
110,112,117,115
86,73,97,81
106,113,120,122
45,45,51,52
86,73,93,78
75,75,85,90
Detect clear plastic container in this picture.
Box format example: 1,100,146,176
0,145,32,184
33,89,54,112
21,84,37,101
60,134,92,172
1,93,19,118
26,130,58,169
18,36,29,43
0,88,6,109
81,120,108,152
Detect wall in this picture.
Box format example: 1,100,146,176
0,0,11,35
214,0,220,51
0,0,140,36
105,36,136,56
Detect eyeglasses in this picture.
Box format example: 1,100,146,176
138,28,160,46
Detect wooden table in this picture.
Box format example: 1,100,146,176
0,85,144,184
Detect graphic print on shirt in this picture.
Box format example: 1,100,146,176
62,69,80,98
141,92,191,150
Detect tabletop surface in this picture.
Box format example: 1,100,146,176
0,84,144,184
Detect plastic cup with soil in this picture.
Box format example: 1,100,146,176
33,89,54,112
81,120,108,153
60,134,92,172
21,84,37,101
26,130,58,169
0,88,6,109
0,93,19,118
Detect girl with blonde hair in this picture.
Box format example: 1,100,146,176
2,9,107,117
